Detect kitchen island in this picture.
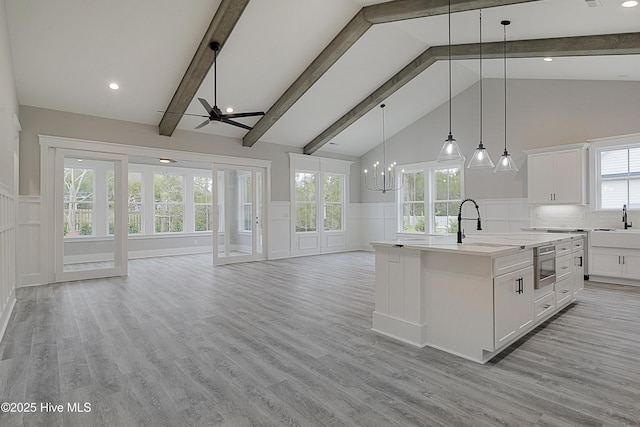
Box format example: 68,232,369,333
371,233,584,363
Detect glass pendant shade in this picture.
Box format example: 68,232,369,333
438,133,465,162
468,142,495,168
494,149,519,173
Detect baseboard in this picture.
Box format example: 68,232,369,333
268,250,291,260
0,289,17,344
372,311,428,347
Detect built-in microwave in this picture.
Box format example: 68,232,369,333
534,244,556,291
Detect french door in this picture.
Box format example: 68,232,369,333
54,149,128,282
213,165,265,265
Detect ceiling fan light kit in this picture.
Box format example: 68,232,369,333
437,0,464,163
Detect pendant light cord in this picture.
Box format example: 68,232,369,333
448,0,452,135
213,47,218,107
381,104,386,167
479,10,483,145
503,22,508,152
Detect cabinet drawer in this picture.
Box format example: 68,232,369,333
555,277,573,307
556,253,572,281
571,238,584,251
534,292,555,322
556,241,572,256
493,250,533,277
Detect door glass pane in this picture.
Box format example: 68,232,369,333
63,157,115,272
256,171,263,255
218,168,253,258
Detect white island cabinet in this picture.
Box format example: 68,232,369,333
371,234,583,364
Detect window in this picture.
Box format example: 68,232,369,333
398,162,463,234
127,172,143,234
295,172,317,232
323,174,343,231
154,172,184,233
193,175,213,232
433,167,462,233
239,172,252,232
63,166,94,236
401,171,425,232
599,147,640,209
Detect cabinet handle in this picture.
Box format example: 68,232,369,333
515,277,524,294
561,289,569,294
619,256,621,264
561,266,569,270
576,256,583,267
542,304,551,309
623,256,625,264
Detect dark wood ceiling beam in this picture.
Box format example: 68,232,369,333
242,0,542,147
363,0,538,24
158,0,251,136
303,32,640,155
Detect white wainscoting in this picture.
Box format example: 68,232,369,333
17,196,43,287
269,202,291,260
1,187,17,341
350,202,398,250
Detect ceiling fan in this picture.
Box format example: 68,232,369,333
162,41,265,131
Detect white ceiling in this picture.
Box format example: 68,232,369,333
6,0,640,157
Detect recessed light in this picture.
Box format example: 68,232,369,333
77,159,83,162
622,0,638,7
226,107,234,113
543,57,553,62
159,158,176,164
109,82,120,90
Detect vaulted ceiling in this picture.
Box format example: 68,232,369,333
6,0,640,157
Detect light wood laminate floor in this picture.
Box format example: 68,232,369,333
1,252,640,426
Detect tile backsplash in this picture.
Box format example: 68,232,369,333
531,204,630,230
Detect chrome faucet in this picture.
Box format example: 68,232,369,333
457,198,482,244
623,204,632,229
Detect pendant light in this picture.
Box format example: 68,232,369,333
467,10,494,169
494,20,519,173
364,104,403,194
437,0,465,163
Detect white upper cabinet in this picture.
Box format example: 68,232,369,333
527,144,588,205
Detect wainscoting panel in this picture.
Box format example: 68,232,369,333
269,202,291,259
17,196,42,287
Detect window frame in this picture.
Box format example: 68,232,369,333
193,173,214,233
294,170,319,233
396,160,464,235
323,173,344,232
153,171,185,234
594,143,640,211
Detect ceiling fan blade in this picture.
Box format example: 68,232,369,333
221,117,253,131
198,98,214,114
223,111,265,119
194,119,211,130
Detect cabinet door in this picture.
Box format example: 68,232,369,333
621,249,640,280
573,250,584,296
590,247,622,278
527,153,554,204
554,150,584,204
494,266,534,349
515,267,534,332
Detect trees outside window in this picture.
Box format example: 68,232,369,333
433,167,461,234
63,167,94,236
401,171,425,232
194,175,213,232
295,172,317,232
154,173,184,233
324,174,343,231
398,162,463,234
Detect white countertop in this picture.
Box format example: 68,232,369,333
371,232,580,256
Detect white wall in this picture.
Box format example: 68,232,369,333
0,0,19,340
360,79,640,203
18,106,361,202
